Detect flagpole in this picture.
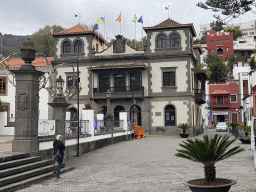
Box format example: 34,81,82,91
120,12,121,35
142,15,143,49
135,14,137,49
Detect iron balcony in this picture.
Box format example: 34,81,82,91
194,89,206,104
93,86,144,99
212,102,229,108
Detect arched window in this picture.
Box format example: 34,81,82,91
74,40,82,53
165,105,175,126
63,41,70,53
170,33,179,47
157,34,166,48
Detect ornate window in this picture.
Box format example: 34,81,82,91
163,72,175,86
157,34,166,48
0,77,6,94
170,33,179,47
74,40,82,53
165,105,175,126
63,41,70,54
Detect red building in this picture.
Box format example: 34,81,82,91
209,80,241,125
206,30,234,61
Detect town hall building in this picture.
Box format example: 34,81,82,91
51,18,206,136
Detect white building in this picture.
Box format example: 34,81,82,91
0,57,53,126
232,62,251,123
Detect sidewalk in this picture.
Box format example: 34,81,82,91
0,136,21,158
16,129,256,192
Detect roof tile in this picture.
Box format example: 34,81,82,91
88,63,147,70
1,57,53,68
143,18,196,36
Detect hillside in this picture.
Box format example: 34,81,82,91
0,33,29,57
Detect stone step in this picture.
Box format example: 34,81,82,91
0,166,75,192
0,164,54,187
0,153,30,163
0,159,53,178
0,156,42,170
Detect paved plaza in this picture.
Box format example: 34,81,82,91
11,130,256,191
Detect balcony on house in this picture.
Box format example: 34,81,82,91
93,86,144,99
212,102,229,108
194,89,206,104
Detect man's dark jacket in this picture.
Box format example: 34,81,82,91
53,139,65,157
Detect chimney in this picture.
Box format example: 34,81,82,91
238,62,243,67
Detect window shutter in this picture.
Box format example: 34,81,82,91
163,72,170,86
169,72,175,86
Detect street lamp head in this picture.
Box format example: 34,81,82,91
106,89,111,98
56,75,64,95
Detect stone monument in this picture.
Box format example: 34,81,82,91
12,39,44,152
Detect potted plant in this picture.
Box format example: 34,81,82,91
237,125,251,144
0,99,7,111
178,123,191,138
83,99,93,109
175,134,245,192
229,122,238,134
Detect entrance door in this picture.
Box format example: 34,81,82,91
232,113,238,123
130,105,141,126
114,74,125,92
165,105,175,126
114,105,125,127
130,73,141,91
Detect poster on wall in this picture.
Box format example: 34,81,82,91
38,120,55,136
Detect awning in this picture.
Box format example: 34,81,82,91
210,90,230,95
88,63,147,71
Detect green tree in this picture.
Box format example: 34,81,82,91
227,53,248,71
30,25,65,57
197,1,255,21
204,53,229,82
226,26,243,40
175,134,245,182
250,56,256,69
210,20,225,31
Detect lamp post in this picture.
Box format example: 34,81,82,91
48,76,70,137
133,97,136,139
76,58,80,157
105,89,113,143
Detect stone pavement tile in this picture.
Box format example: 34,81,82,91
18,130,256,192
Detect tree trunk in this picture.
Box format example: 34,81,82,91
183,129,185,134
204,163,216,182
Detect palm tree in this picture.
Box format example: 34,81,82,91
175,134,245,182
177,123,191,134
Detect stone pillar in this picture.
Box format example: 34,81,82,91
12,39,44,152
48,96,70,137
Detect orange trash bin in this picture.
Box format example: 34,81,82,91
133,126,145,139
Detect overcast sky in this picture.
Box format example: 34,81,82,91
1,0,256,41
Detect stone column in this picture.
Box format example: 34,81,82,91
12,39,44,152
48,96,70,137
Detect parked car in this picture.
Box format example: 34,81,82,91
216,122,228,132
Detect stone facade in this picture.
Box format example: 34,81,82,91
52,19,206,136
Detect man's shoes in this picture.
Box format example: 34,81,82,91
56,176,61,179
52,171,57,177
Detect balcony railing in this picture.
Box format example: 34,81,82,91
212,102,229,108
93,86,144,99
194,89,206,104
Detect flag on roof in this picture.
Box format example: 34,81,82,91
93,20,99,31
116,13,121,22
97,17,104,23
138,16,143,23
132,14,137,22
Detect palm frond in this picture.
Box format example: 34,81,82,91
175,134,245,164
